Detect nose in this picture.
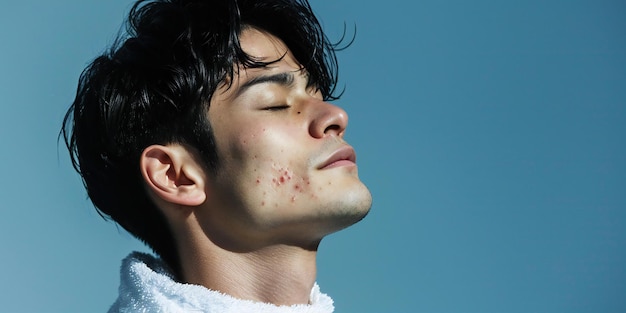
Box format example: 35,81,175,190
308,99,349,139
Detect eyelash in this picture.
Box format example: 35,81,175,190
264,105,290,111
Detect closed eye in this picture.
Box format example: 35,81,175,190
264,105,290,111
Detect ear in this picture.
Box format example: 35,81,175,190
140,144,207,207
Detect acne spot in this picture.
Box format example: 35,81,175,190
271,166,295,187
294,184,300,190
256,179,260,184
291,196,296,203
261,201,265,206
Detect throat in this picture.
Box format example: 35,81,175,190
181,243,318,306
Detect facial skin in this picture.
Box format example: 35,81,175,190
197,27,372,251
139,26,372,304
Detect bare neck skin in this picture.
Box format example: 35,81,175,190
175,217,320,306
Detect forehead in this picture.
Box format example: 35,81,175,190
215,27,304,97
237,27,303,76
239,27,289,60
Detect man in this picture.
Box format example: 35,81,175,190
62,0,372,311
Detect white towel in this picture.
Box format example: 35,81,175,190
108,252,335,313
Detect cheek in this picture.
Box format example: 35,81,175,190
238,126,264,147
252,162,319,209
223,126,271,166
224,124,318,207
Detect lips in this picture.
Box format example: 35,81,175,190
318,146,357,169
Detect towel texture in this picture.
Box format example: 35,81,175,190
108,252,335,313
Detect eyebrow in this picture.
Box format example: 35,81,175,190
235,72,295,97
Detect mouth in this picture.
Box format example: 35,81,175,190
318,146,357,170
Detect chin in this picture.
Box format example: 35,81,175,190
324,186,373,231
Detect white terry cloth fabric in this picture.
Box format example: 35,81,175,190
108,252,335,313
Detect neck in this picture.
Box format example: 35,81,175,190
179,237,319,306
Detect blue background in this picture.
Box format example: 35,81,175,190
1,0,624,312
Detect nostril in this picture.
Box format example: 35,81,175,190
324,124,342,135
308,100,348,138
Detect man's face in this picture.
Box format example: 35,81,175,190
198,27,372,249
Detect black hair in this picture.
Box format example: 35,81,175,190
61,0,343,278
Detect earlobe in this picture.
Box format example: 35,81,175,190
140,145,207,207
